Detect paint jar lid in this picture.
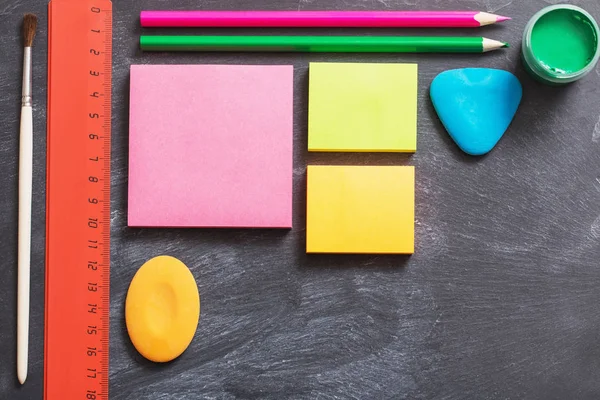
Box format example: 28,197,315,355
522,4,600,85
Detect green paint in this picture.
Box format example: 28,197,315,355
531,9,598,74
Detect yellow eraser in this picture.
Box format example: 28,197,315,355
306,165,415,254
125,255,200,362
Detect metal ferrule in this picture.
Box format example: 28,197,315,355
21,47,32,107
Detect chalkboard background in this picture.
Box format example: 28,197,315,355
1,0,600,399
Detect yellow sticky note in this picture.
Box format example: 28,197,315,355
308,62,418,152
306,165,415,254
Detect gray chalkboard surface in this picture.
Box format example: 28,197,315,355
1,0,600,399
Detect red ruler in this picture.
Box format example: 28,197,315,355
45,0,111,399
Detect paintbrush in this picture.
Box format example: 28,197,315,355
18,12,37,386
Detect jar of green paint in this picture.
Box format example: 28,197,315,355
522,4,600,85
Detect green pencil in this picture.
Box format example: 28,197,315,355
140,35,509,53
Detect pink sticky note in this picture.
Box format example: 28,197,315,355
128,65,293,228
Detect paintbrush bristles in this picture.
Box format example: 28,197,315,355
23,13,37,47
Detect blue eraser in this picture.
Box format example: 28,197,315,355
430,68,522,156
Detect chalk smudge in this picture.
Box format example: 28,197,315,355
593,115,600,142
592,216,600,239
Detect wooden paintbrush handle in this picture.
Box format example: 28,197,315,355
18,105,32,385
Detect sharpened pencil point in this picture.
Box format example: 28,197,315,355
496,15,511,23
482,38,509,52
503,42,510,48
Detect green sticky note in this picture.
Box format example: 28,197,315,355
308,62,418,152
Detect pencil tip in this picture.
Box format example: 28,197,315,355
482,38,510,52
496,16,511,23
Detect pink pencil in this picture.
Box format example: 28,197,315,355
140,10,510,28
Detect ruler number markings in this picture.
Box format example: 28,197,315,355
86,5,109,399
